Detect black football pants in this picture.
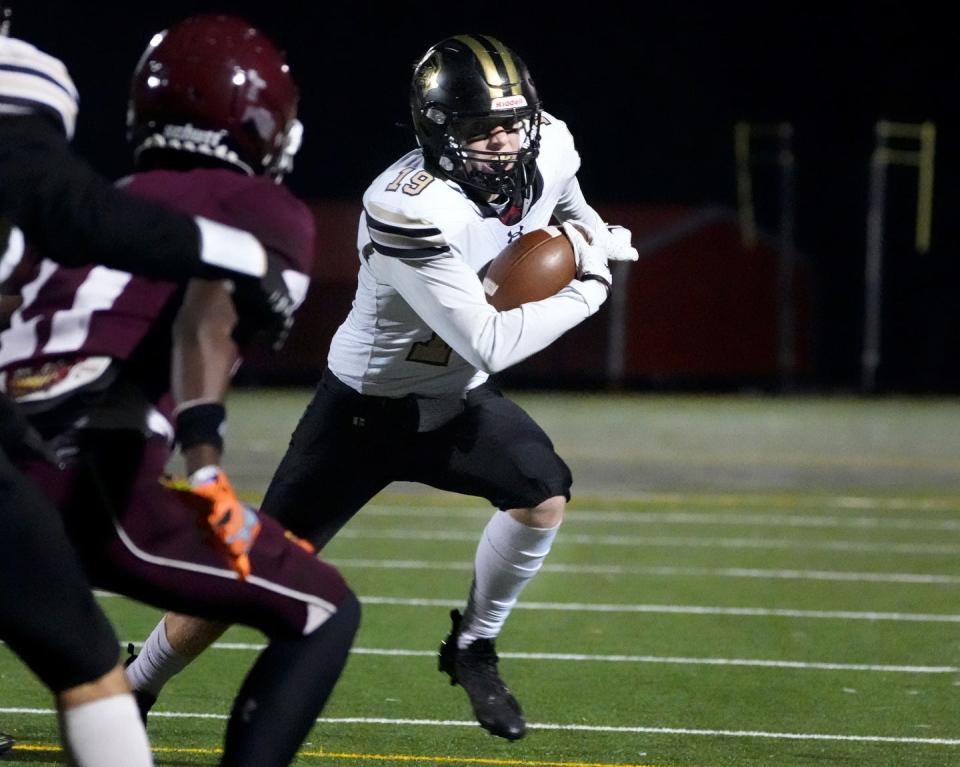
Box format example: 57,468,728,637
261,368,572,549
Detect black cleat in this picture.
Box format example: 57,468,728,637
124,643,156,726
0,730,13,756
438,609,526,740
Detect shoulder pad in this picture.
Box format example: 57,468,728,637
538,111,581,180
364,199,451,261
221,176,316,276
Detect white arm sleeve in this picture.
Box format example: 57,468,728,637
0,226,25,284
194,216,267,278
553,176,605,230
373,252,608,374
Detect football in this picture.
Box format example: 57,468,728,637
482,226,577,310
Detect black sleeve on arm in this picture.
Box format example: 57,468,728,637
0,115,210,282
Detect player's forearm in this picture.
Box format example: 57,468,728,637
0,115,267,283
380,253,602,374
460,286,602,373
171,283,239,397
171,281,239,472
0,117,198,276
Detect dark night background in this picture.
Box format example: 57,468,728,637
8,1,959,392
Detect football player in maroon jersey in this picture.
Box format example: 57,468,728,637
0,18,319,767
0,16,359,767
0,19,319,766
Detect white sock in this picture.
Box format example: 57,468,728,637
125,618,192,697
59,693,154,767
459,511,560,648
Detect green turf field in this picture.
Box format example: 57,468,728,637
3,390,960,766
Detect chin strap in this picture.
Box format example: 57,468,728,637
499,161,537,225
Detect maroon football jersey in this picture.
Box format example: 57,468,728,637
0,169,315,406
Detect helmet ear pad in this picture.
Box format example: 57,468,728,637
128,14,300,179
410,35,542,199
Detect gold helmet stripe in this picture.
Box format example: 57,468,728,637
481,35,521,87
453,34,516,98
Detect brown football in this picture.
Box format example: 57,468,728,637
482,226,577,310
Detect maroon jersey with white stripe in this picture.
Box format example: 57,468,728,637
0,169,315,407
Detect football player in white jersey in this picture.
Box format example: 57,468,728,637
129,34,638,741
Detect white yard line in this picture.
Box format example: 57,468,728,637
2,707,958,745
330,557,960,585
359,596,960,623
335,527,960,555
133,642,955,674
6,635,950,674
91,591,960,622
371,493,960,512
364,505,960,530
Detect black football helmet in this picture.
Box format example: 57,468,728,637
128,15,301,180
411,35,542,200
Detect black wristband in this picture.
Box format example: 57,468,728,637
174,402,226,452
580,273,612,293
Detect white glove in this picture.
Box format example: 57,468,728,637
560,221,612,314
561,221,612,290
594,224,640,262
0,36,78,139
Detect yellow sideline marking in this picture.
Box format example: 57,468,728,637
301,753,658,767
311,753,657,767
12,743,660,767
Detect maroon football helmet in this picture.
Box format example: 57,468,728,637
128,15,302,179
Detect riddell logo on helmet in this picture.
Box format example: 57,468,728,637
490,95,527,111
162,124,229,147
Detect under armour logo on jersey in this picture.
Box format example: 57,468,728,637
507,226,524,243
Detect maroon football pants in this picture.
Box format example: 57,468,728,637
19,427,350,638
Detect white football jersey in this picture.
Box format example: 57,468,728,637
327,112,609,398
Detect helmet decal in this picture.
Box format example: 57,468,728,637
490,94,528,111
